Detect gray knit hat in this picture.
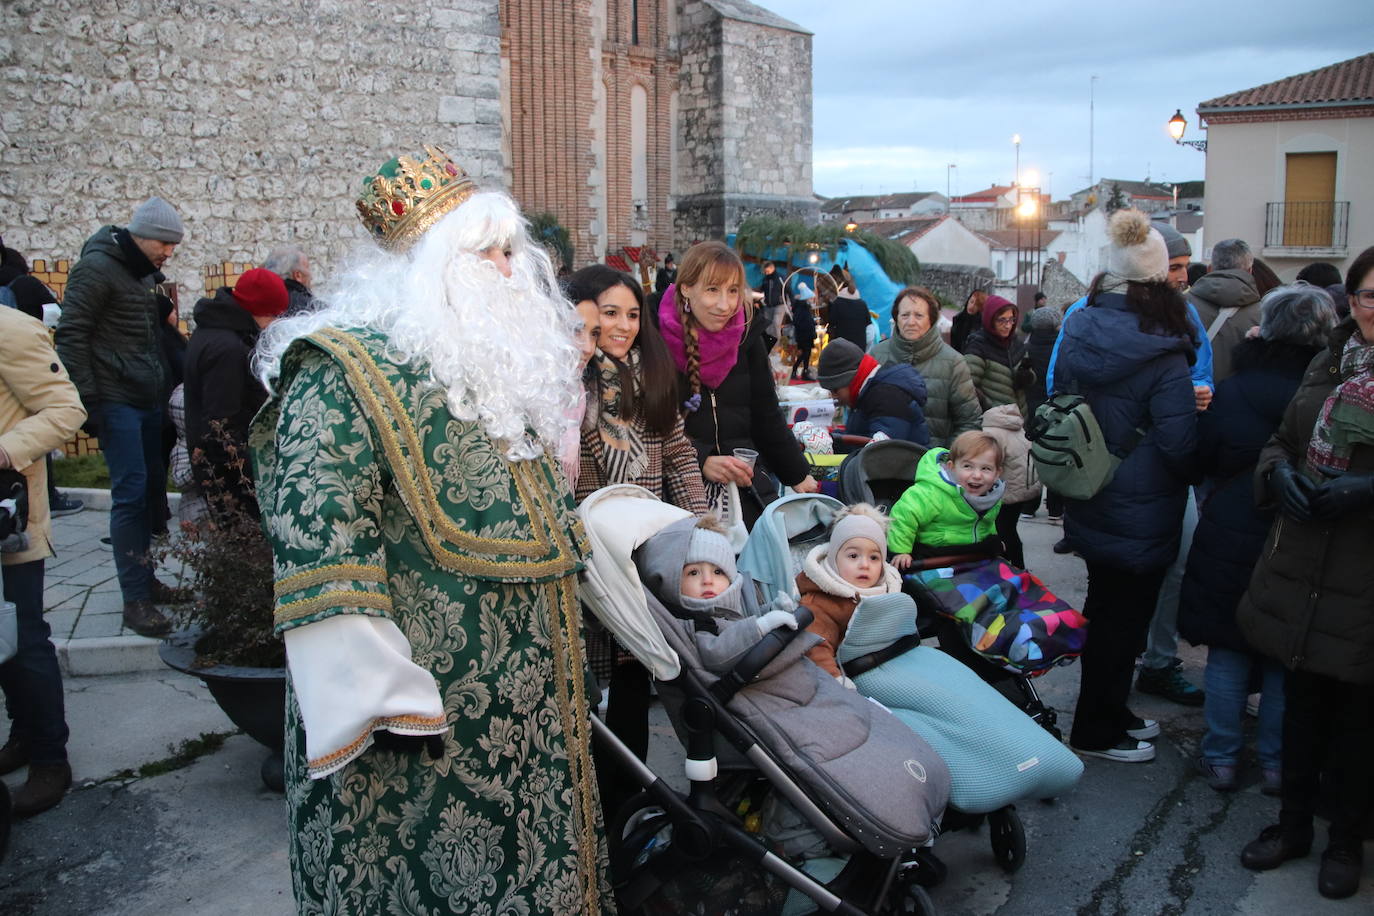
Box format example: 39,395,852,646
817,338,864,391
128,197,185,243
686,523,737,582
1151,220,1191,260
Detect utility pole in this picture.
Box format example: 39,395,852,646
1089,74,1098,190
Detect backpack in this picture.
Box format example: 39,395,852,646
1025,393,1143,501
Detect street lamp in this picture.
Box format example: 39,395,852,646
1167,108,1207,152
843,220,858,233
1012,134,1021,185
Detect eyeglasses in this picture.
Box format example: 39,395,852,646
1353,289,1374,310
994,315,1017,326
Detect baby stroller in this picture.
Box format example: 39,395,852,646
578,485,951,916
740,494,1082,877
836,439,1081,741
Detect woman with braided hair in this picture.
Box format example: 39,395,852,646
659,241,818,529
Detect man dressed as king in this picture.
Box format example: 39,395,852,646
251,147,614,914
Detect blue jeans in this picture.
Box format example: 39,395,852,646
1201,645,1283,769
100,403,165,602
1142,486,1198,670
1,559,68,763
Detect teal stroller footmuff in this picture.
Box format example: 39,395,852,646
838,593,1083,814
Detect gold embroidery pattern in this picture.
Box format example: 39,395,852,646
275,563,387,598
307,329,585,581
305,713,450,778
274,590,394,627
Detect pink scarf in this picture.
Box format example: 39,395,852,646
658,283,745,391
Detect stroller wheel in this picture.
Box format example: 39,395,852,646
898,884,937,916
988,807,1026,873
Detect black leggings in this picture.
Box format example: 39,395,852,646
995,499,1036,569
593,660,651,824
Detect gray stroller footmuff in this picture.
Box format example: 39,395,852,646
652,597,951,856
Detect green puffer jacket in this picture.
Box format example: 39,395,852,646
887,446,1001,554
963,329,1029,417
55,226,167,411
870,326,982,447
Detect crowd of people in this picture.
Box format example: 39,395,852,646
2,144,1372,908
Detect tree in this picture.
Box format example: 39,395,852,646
526,211,573,271
1104,183,1128,214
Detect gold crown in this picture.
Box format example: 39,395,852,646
356,145,478,252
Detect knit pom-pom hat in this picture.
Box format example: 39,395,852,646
827,503,888,564
1106,209,1168,284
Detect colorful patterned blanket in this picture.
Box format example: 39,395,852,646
906,559,1087,674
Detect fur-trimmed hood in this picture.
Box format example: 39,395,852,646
802,543,902,600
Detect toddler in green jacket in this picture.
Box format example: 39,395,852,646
889,430,1005,570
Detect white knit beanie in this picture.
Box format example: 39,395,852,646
1106,209,1168,284
827,507,887,561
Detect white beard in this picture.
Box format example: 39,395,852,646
256,196,581,462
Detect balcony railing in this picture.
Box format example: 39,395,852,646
1265,201,1349,249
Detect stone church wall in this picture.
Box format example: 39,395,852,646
0,0,502,295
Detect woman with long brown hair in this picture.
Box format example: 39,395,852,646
659,242,817,527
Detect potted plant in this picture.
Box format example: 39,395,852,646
156,428,286,791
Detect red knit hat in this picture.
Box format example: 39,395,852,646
232,268,289,318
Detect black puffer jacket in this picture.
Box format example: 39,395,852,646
1238,319,1374,683
184,288,268,486
55,226,167,411
678,312,809,516
1178,339,1318,651
827,292,871,351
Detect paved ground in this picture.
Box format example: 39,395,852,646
2,505,1370,914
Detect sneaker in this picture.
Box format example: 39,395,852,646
1318,842,1363,899
149,579,193,605
1241,823,1312,871
1260,768,1282,797
1052,537,1074,555
1245,693,1261,718
47,493,84,517
1046,514,1064,524
1196,757,1238,791
1019,511,1036,521
123,599,172,638
12,761,71,818
1136,664,1205,706
1072,738,1156,763
1125,717,1160,740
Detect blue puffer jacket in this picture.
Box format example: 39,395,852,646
845,363,931,445
1178,340,1319,651
1055,292,1198,572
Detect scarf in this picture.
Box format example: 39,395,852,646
849,354,880,402
658,282,745,391
886,322,944,367
1306,329,1374,477
591,347,648,483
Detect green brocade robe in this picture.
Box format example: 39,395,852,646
250,327,613,915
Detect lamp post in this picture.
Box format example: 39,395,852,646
946,163,957,204
1167,109,1207,152
1012,134,1021,187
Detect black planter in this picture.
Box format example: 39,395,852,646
159,629,287,791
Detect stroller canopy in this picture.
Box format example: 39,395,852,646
837,439,927,513
577,484,691,680
738,493,846,602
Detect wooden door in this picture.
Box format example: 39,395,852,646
1284,152,1337,246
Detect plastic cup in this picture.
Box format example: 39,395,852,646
732,448,759,471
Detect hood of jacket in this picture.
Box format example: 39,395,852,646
866,362,928,405
633,516,747,617
1190,268,1260,311
981,403,1024,433
193,287,261,338
1059,293,1195,387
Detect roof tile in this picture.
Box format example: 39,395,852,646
1199,52,1374,110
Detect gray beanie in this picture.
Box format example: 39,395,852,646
1106,210,1168,284
128,197,185,243
686,523,738,582
1028,305,1063,335
1151,220,1191,259
817,338,865,390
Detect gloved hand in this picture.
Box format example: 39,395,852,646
757,608,799,633
834,674,856,690
1308,472,1374,522
372,729,447,760
1270,463,1316,522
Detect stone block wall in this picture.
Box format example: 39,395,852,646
0,0,503,297
1039,258,1088,308
919,262,996,311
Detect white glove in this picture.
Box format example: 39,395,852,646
758,609,799,633
835,674,857,690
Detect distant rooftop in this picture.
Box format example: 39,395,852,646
977,229,1063,251
1071,179,1174,200
701,0,810,34
820,191,941,213
853,216,945,243
1199,52,1374,112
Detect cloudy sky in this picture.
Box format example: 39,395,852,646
761,0,1374,201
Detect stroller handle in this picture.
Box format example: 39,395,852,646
710,606,814,705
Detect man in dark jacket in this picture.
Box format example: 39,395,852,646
1187,238,1261,383
263,245,316,317
184,268,288,518
54,197,184,637
759,259,786,351
817,338,930,445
